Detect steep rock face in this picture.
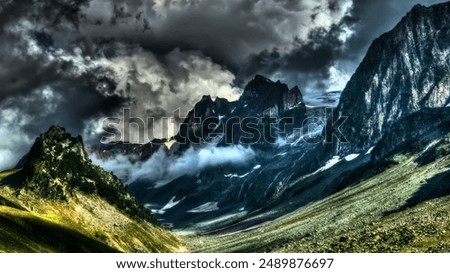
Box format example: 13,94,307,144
175,95,235,146
283,86,304,111
331,3,450,154
371,107,450,162
239,75,305,116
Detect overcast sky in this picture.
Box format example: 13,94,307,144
0,0,446,170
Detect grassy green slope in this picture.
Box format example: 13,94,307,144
0,205,118,253
186,148,450,252
0,170,185,253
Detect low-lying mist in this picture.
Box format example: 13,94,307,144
90,144,256,188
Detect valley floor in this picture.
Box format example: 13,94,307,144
184,152,450,253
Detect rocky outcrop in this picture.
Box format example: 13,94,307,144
239,75,305,116
16,126,154,222
283,86,304,112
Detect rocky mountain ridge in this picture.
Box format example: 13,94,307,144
328,2,450,154
93,74,308,158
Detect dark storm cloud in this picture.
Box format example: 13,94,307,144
73,0,357,92
237,23,348,88
0,0,121,102
0,44,127,133
0,0,89,31
0,0,129,169
79,0,289,69
0,34,126,131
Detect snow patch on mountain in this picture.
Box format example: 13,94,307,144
344,154,360,161
150,196,186,215
188,202,219,213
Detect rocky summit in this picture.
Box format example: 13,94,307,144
15,126,152,220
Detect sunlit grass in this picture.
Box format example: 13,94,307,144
0,182,185,253
0,169,21,181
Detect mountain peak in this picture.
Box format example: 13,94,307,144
44,125,68,138
26,126,87,165
252,74,273,83
246,75,286,90
398,2,449,31
240,75,292,113
289,86,302,97
411,3,425,11
15,126,155,222
330,1,450,154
